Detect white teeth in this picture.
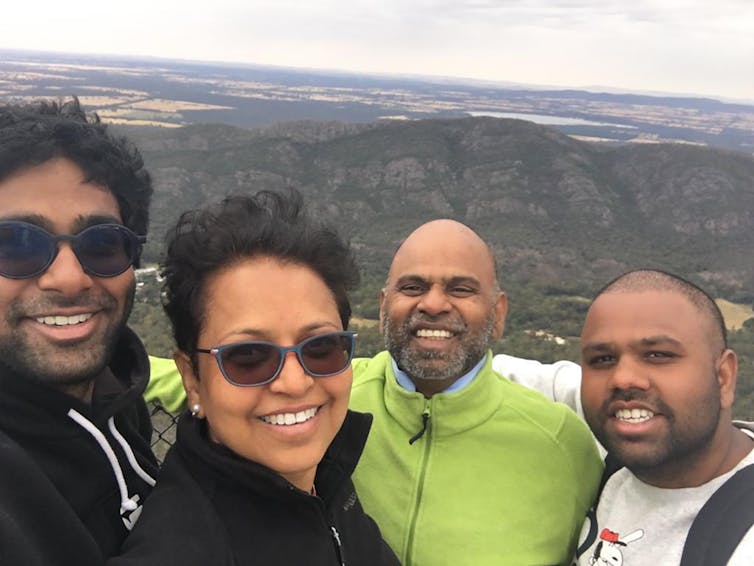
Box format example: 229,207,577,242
36,313,93,326
615,408,655,423
261,406,319,426
415,329,453,339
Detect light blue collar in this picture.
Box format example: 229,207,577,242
391,354,487,394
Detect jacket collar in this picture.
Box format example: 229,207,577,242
176,409,373,503
382,350,506,438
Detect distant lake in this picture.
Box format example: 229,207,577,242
467,111,636,128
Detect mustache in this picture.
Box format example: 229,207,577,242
405,313,467,333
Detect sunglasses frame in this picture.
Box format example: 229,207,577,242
196,331,358,387
0,221,146,279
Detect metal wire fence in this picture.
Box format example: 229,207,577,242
149,403,179,464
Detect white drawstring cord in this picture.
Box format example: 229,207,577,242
108,417,156,487
67,408,150,529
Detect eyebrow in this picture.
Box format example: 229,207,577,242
217,321,340,344
445,276,480,287
73,214,123,232
0,213,122,234
582,335,683,353
581,342,613,354
638,335,683,348
393,274,480,286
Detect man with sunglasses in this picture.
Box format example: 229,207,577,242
0,98,158,566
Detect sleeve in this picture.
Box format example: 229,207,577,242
492,354,584,417
144,356,187,414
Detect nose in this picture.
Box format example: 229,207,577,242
36,243,94,295
417,284,451,316
608,356,651,392
268,351,315,396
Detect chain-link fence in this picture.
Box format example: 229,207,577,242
149,403,179,464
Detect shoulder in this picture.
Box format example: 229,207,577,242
0,431,103,566
493,371,601,477
110,448,229,565
351,351,392,388
145,356,186,414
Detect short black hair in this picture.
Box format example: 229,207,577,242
0,97,152,235
595,268,727,348
161,190,360,355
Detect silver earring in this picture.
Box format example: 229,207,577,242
190,403,201,418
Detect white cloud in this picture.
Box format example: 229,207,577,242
0,0,752,100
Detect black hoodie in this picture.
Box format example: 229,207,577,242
109,410,400,566
0,327,158,566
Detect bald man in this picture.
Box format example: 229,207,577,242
349,220,601,566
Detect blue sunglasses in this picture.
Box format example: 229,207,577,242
0,221,146,279
196,331,357,387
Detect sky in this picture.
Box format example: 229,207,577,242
2,0,753,102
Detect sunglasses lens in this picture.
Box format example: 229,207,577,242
0,223,53,278
75,225,140,277
220,342,282,385
301,333,353,377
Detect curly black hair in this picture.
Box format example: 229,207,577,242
0,97,152,235
161,189,360,356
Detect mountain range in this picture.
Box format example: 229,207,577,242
125,116,754,301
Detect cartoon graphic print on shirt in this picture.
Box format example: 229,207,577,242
590,528,644,566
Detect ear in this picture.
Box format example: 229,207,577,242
716,348,738,410
379,287,387,334
174,350,202,410
492,291,508,340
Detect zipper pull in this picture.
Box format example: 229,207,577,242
409,410,430,445
330,525,346,566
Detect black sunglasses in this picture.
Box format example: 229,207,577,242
0,221,146,279
196,331,357,387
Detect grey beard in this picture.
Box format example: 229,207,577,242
383,311,495,382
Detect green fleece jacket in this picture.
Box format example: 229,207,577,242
349,351,602,566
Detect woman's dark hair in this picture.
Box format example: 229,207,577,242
161,189,360,356
0,97,152,235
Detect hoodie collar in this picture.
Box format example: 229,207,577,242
0,326,150,425
176,409,373,503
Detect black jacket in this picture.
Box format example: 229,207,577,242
0,327,158,566
110,410,400,566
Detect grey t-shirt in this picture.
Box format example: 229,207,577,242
575,431,754,566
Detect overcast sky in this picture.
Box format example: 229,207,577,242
2,0,753,102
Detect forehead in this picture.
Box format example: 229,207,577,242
200,257,342,341
388,227,496,286
582,290,711,346
0,158,120,228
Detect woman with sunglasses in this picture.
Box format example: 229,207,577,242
110,191,398,566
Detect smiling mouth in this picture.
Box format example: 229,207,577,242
414,329,454,339
260,406,319,426
35,314,94,326
615,408,655,423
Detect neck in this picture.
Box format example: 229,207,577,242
58,380,96,403
636,423,754,488
412,376,460,398
282,466,317,493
